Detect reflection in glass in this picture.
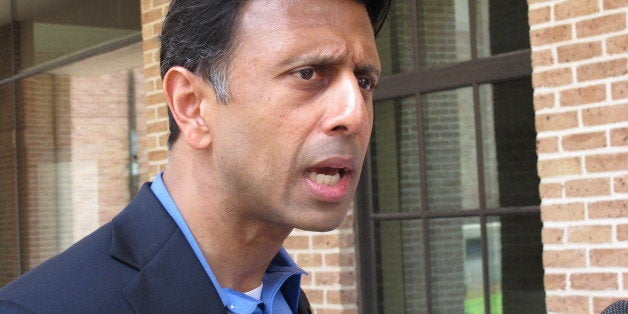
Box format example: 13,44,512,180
13,0,140,70
481,78,539,208
476,0,530,58
422,87,479,211
0,82,19,286
417,0,471,70
487,214,545,313
376,220,426,314
3,44,145,279
376,0,416,76
0,0,13,79
371,97,422,214
430,217,481,314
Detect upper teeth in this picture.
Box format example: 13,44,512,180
308,171,340,186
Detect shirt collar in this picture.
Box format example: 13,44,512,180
150,172,306,313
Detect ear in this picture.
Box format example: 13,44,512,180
163,66,217,150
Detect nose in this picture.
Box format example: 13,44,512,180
322,72,371,137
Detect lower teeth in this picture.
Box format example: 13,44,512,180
309,171,341,185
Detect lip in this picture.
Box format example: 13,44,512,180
304,156,357,202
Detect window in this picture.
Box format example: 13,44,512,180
0,0,143,286
356,1,545,313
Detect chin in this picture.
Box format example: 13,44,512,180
294,206,351,232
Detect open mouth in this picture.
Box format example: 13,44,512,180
306,167,348,186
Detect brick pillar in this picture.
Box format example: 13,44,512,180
140,1,360,312
529,0,628,313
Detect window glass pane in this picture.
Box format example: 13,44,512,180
0,82,19,286
377,0,416,75
422,87,479,211
371,96,422,214
487,214,545,314
376,220,426,314
430,217,482,314
480,78,539,208
476,0,530,58
11,44,145,275
0,0,13,79
417,0,471,70
13,0,140,71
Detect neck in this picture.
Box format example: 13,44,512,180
162,164,292,292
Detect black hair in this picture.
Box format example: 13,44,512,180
160,0,391,148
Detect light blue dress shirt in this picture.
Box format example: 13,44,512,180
150,173,306,313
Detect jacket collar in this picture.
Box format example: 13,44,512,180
110,183,227,313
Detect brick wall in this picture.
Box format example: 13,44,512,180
529,0,628,313
140,1,359,312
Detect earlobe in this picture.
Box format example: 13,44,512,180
163,66,216,150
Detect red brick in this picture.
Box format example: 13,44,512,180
147,149,168,162
607,34,628,54
566,178,611,197
535,111,579,132
588,200,628,219
324,252,355,267
531,49,554,67
617,224,628,241
141,7,164,25
542,227,565,244
541,203,585,222
536,136,559,153
612,81,628,100
537,157,582,177
534,93,555,110
314,271,356,290
146,92,166,106
557,41,602,63
559,85,606,107
544,249,587,267
576,13,626,38
326,289,357,304
153,0,172,7
582,104,628,126
571,272,618,290
563,131,607,151
283,235,309,250
578,59,628,82
586,152,628,173
590,248,628,266
614,175,628,193
142,37,160,53
546,296,589,314
555,0,599,20
540,182,563,198
529,6,551,24
532,67,573,88
312,234,338,249
568,225,612,243
297,253,323,267
544,273,567,290
302,287,322,303
604,0,628,10
146,120,168,134
530,24,572,46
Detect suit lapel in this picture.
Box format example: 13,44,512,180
110,184,227,313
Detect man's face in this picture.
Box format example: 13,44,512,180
205,0,380,231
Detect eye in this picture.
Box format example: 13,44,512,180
357,76,376,91
296,68,316,80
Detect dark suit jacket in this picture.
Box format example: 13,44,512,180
0,183,312,313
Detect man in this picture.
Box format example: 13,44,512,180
0,0,390,312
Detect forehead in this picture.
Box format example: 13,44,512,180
232,0,379,68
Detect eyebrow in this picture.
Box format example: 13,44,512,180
280,49,381,79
